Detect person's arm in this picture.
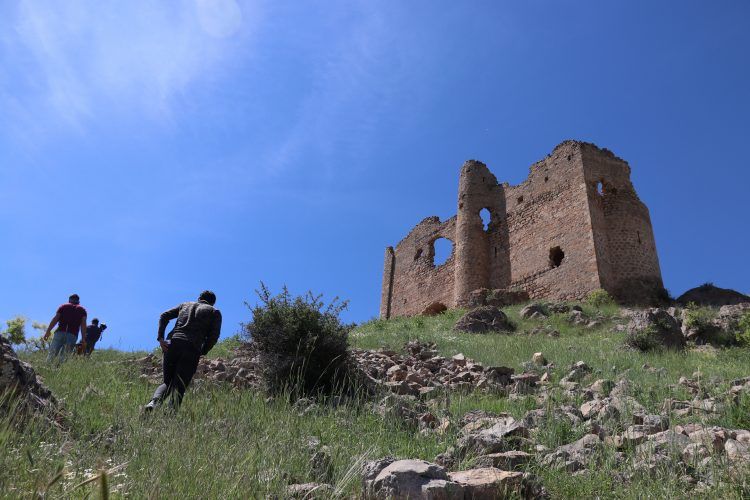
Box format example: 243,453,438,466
157,305,180,340
43,314,60,340
157,305,180,351
201,309,222,355
80,315,88,348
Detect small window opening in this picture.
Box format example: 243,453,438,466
596,181,604,196
414,248,423,261
549,246,565,268
479,208,491,231
544,176,549,182
567,155,572,161
459,202,464,209
517,195,524,204
432,238,453,267
637,231,642,244
494,247,498,258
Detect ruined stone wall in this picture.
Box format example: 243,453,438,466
380,216,457,318
380,140,663,317
580,144,663,303
501,141,602,300
454,160,504,306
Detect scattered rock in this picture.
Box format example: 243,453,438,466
286,482,333,499
520,304,549,320
531,352,547,366
0,334,63,425
454,307,515,334
457,415,530,455
364,459,455,499
449,468,547,499
626,309,686,351
421,302,448,316
474,451,533,470
352,342,514,398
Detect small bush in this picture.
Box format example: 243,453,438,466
586,289,615,308
243,283,351,398
737,312,750,347
2,316,26,345
683,303,715,331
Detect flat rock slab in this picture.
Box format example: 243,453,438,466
449,468,526,499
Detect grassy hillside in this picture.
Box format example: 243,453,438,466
2,303,749,498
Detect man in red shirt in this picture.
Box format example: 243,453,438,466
44,294,87,363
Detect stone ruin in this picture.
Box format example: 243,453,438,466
380,140,664,318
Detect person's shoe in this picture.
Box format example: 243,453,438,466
142,399,159,413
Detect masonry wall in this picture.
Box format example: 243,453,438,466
501,141,602,300
380,140,663,317
580,144,664,303
380,216,458,318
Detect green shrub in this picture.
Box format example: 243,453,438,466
2,316,26,345
682,303,715,331
586,289,615,308
737,312,750,347
243,283,351,398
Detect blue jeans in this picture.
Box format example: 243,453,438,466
47,331,77,363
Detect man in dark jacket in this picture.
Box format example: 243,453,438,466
144,290,222,411
84,318,106,355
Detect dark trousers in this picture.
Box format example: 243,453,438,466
151,339,201,409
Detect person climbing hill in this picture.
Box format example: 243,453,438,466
43,294,87,363
143,290,222,412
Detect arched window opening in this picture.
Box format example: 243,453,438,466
544,176,549,182
414,248,423,261
637,231,642,244
549,246,565,268
479,208,491,231
517,195,524,204
596,181,604,196
432,238,453,267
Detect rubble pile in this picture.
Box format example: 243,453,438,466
136,344,261,388
351,340,530,399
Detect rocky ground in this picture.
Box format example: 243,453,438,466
124,300,750,498
4,297,750,498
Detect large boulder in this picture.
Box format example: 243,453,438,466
626,309,686,351
714,303,750,334
363,459,547,499
457,415,529,455
676,284,750,307
454,307,514,334
364,459,460,499
448,468,547,499
1,335,61,424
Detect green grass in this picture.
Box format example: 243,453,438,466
2,303,749,498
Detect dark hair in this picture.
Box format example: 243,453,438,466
92,318,99,324
69,294,80,304
199,290,217,305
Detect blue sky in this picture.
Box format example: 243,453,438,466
1,1,748,351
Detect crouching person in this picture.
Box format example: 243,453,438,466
144,290,222,412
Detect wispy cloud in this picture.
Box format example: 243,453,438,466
0,0,262,137
262,3,419,179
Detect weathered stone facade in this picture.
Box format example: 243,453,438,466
380,141,664,318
